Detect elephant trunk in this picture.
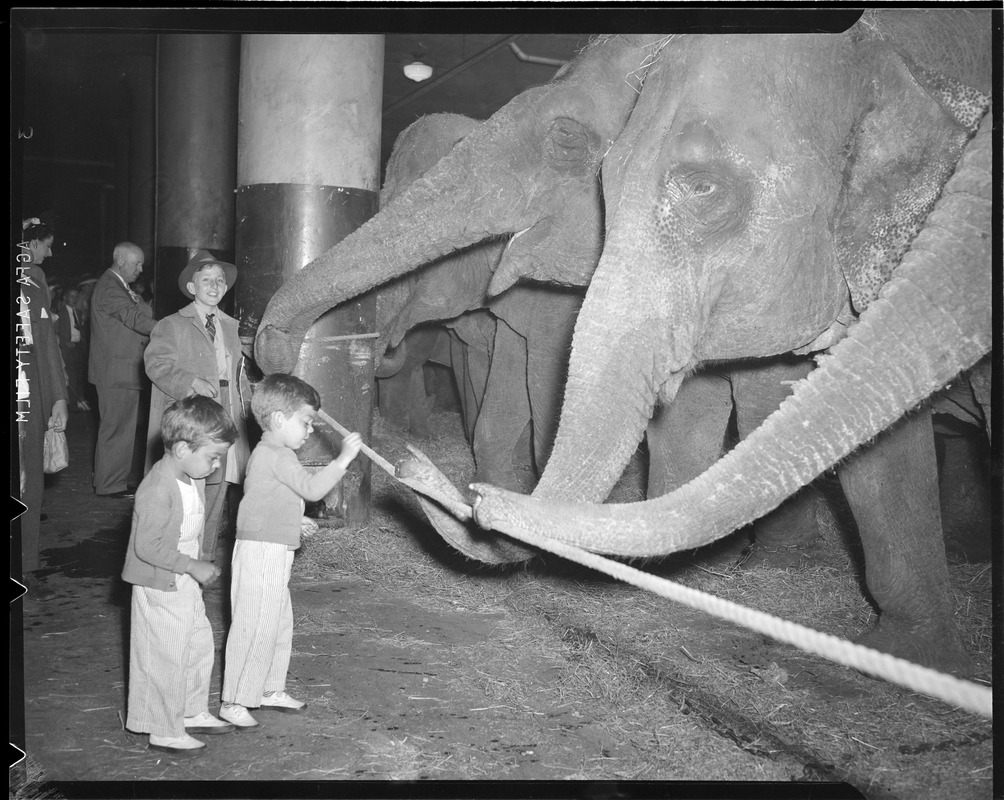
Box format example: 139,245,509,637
531,325,671,503
374,339,407,379
531,184,699,503
255,173,508,374
472,111,991,557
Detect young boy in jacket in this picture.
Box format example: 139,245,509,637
122,396,237,754
144,250,250,562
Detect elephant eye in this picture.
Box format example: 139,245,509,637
658,165,751,239
545,116,600,170
692,181,716,197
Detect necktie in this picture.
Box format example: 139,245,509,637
205,313,216,341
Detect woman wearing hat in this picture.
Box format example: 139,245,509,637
144,250,250,562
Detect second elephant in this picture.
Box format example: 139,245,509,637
374,113,592,492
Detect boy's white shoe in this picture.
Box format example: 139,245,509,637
148,733,206,754
219,703,260,728
184,711,235,735
259,690,307,713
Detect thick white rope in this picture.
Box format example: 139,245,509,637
318,409,992,720
476,520,993,720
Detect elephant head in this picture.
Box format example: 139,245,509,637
254,34,665,375
467,14,992,554
473,107,992,545
374,113,498,361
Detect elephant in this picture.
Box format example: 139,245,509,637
467,16,991,676
374,323,459,438
254,18,992,674
370,114,497,440
368,112,597,491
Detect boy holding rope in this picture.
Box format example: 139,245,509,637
220,374,361,728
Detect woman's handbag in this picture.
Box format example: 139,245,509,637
43,428,69,474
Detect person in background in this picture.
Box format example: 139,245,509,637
48,282,63,316
75,276,96,328
88,242,155,499
56,286,91,411
16,218,69,600
122,395,238,754
144,250,250,562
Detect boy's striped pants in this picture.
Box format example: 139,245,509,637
126,577,214,737
222,539,295,708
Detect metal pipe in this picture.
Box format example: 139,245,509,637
508,42,568,68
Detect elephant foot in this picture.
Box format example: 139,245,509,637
854,615,972,678
737,486,848,570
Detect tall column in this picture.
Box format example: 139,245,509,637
235,35,384,525
155,34,240,318
127,53,156,262
112,122,130,245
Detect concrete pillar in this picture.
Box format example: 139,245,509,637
112,123,130,244
108,52,155,268
127,53,156,261
154,34,240,318
235,34,384,525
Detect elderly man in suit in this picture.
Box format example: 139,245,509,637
144,250,250,561
88,242,156,498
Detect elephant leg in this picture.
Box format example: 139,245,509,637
525,338,570,477
457,335,492,444
449,313,495,444
406,367,433,438
967,355,992,441
646,370,733,497
378,369,414,432
473,322,532,492
838,405,971,676
936,420,992,563
732,358,829,567
449,335,476,442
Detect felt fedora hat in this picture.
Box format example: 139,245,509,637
179,250,238,298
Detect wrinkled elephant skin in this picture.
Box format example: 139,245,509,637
470,14,992,675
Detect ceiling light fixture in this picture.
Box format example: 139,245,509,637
403,60,433,82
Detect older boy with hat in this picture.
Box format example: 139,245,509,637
144,250,250,561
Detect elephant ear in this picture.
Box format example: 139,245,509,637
834,43,990,314
380,113,479,207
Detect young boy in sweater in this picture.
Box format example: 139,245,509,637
122,395,238,754
220,374,362,728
